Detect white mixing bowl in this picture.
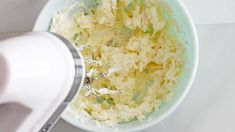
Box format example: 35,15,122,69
34,0,199,131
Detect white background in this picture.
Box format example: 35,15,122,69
1,0,235,132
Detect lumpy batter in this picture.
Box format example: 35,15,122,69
50,0,184,125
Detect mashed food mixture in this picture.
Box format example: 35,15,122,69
50,0,184,125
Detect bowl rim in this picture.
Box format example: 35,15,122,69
33,0,199,131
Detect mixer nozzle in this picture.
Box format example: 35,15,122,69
78,44,122,96
84,85,124,96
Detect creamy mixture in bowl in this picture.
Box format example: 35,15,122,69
50,0,184,126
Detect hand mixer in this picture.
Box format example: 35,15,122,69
0,32,86,132
0,32,123,132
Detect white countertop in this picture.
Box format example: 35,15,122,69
1,0,235,132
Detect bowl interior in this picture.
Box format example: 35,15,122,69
34,0,198,131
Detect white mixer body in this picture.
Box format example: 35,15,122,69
0,32,85,132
